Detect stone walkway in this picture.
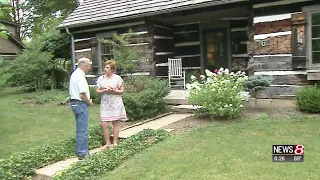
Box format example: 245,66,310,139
34,113,193,180
119,113,193,138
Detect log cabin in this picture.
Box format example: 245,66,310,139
58,0,320,97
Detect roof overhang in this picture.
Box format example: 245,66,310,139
58,0,249,29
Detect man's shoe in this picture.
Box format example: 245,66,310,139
77,153,90,160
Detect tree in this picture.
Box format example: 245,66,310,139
0,0,10,39
0,23,8,39
8,0,31,39
0,0,79,40
27,0,80,37
9,19,71,91
0,56,12,88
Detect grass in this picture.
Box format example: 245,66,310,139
0,88,101,159
101,114,320,179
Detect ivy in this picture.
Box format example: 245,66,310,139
54,129,170,180
0,127,170,180
0,126,104,180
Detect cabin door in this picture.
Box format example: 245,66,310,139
203,28,228,72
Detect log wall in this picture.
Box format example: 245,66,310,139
73,22,154,76
248,12,308,85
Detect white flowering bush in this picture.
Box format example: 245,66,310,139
187,68,248,119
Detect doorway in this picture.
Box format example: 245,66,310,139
203,28,228,72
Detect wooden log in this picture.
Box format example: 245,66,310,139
153,54,174,64
75,40,92,50
175,45,200,57
156,66,169,76
181,56,201,67
254,34,291,55
232,57,248,71
254,19,291,35
116,24,148,34
154,39,174,52
232,42,247,54
270,74,308,85
174,33,200,43
230,19,248,28
154,26,173,37
292,56,307,69
291,12,307,25
251,55,292,71
146,21,156,77
254,73,308,85
173,24,199,32
291,12,306,63
255,85,302,99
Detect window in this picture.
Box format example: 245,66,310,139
100,37,114,61
96,32,115,74
304,5,320,67
311,13,320,64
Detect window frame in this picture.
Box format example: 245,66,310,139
96,31,115,74
303,5,320,68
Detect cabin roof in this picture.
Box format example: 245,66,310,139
58,0,242,29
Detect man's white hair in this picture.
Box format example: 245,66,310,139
77,58,91,67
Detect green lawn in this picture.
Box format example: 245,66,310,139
101,114,320,179
0,88,101,159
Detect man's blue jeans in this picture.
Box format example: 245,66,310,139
70,101,89,157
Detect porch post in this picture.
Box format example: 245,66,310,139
146,21,156,77
247,10,255,76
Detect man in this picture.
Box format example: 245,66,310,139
69,58,93,160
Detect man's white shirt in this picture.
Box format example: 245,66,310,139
69,68,90,101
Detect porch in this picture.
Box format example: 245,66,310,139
71,1,251,82
147,4,250,78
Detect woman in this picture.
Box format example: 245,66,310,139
96,60,127,149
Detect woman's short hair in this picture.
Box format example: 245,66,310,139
105,60,117,72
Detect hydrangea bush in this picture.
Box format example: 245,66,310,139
186,68,248,119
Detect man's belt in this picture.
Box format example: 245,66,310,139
70,99,83,102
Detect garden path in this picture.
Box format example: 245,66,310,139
34,113,194,180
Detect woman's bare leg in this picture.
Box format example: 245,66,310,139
112,120,121,146
101,121,112,149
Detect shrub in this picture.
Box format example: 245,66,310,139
89,86,101,104
123,76,170,120
0,57,12,88
53,129,170,180
89,76,170,120
187,68,248,119
9,48,53,92
244,75,273,98
0,126,104,180
186,69,200,84
296,86,320,113
7,21,70,92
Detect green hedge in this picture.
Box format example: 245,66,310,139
90,76,170,120
54,129,170,180
296,86,320,113
0,126,104,180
